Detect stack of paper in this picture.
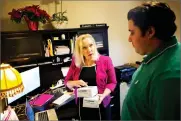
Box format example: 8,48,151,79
52,93,73,106
54,46,70,55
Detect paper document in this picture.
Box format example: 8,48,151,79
61,67,69,77
52,93,72,105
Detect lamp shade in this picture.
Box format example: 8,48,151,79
0,63,24,99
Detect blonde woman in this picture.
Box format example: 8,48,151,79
64,34,117,120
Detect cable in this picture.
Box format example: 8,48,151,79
78,98,81,121
98,106,102,121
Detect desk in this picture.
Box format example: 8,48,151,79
37,88,78,120
55,99,78,120
13,88,78,120
51,91,78,120
52,92,75,109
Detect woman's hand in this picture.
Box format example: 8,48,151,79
97,88,111,104
97,94,106,104
66,80,88,90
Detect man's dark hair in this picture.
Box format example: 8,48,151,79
127,2,177,41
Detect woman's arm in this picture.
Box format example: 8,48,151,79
98,56,117,104
98,88,111,104
64,58,87,90
64,59,75,86
105,57,117,91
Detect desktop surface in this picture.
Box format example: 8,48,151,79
12,86,78,120
46,88,78,120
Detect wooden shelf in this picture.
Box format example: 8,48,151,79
2,26,109,67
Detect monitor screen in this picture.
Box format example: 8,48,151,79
8,67,40,104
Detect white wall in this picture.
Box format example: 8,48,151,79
1,0,180,66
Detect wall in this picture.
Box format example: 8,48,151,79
1,0,180,66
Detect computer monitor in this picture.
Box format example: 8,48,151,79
8,66,40,104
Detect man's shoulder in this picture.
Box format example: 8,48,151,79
160,45,180,71
152,62,180,85
150,44,180,84
154,43,180,73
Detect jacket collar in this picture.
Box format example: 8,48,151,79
143,36,178,64
95,54,101,66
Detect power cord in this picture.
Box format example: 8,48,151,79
12,104,26,119
98,106,102,121
78,98,81,121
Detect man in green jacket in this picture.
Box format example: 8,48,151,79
121,1,180,120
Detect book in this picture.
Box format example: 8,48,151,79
29,94,54,107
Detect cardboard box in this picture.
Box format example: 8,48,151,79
77,86,98,98
83,95,99,108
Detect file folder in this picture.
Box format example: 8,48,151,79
29,94,54,107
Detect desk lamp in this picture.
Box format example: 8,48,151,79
0,63,24,113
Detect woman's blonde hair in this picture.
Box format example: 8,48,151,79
73,34,99,67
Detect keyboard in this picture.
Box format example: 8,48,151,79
38,111,48,121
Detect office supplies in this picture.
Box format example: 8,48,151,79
77,86,98,98
83,95,99,108
35,108,58,121
61,67,69,77
50,79,64,90
52,93,73,106
51,88,64,101
29,94,54,107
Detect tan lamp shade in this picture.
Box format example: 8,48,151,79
0,63,24,100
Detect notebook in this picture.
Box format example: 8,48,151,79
29,94,54,107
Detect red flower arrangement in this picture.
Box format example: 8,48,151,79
8,5,50,24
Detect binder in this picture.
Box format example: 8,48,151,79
29,94,54,107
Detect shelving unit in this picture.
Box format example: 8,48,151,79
1,26,109,67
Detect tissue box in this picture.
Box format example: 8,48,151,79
77,86,98,98
83,95,99,108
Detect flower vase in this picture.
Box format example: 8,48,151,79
24,17,39,31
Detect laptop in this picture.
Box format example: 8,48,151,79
35,109,58,121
